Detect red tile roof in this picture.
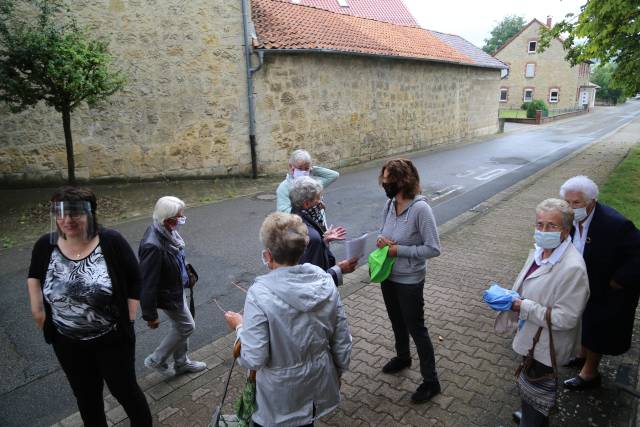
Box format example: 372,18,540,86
289,0,418,26
252,0,506,69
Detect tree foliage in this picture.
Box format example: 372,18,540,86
538,0,640,95
483,15,526,54
591,62,626,104
0,0,126,183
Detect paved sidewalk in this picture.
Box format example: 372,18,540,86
55,118,640,427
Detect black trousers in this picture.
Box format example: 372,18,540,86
52,328,152,427
381,279,438,384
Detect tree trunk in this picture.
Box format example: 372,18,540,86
61,107,76,185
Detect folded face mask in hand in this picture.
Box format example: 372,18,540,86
483,283,521,312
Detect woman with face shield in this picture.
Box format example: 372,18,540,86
138,196,206,377
26,187,152,427
496,198,590,426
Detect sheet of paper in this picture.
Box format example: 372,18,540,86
345,233,368,260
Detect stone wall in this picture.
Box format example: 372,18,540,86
254,54,501,172
0,1,501,185
495,20,591,111
0,0,250,184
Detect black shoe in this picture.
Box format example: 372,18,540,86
563,357,586,369
512,409,522,424
563,374,601,390
411,381,441,403
382,357,411,374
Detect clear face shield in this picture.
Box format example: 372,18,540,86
50,201,95,244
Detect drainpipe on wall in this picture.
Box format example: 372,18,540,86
241,0,264,178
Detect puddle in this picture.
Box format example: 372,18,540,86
489,156,530,165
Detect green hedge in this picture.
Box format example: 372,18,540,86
521,100,549,118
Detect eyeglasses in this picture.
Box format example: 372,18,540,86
535,222,562,231
55,210,86,219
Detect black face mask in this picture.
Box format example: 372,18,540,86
382,182,399,199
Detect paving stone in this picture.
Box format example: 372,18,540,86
147,381,175,400
105,405,127,425
156,406,180,423
54,118,640,427
59,412,83,427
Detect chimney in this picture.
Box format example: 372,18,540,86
546,16,552,28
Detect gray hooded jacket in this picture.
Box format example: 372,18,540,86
237,263,352,427
379,195,441,284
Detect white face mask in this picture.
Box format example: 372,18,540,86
534,230,562,249
292,168,310,179
261,250,269,267
573,207,588,223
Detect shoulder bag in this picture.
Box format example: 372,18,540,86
515,307,558,417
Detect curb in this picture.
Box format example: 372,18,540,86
55,114,640,427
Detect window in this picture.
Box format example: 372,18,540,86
525,63,536,78
500,88,508,102
337,0,349,6
549,88,559,103
523,89,534,102
528,41,537,53
500,68,509,79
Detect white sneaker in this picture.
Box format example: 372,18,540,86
174,360,207,375
144,355,174,377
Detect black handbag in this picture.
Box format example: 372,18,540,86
186,263,198,318
515,307,558,416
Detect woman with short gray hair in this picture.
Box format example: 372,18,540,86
224,212,352,427
276,149,339,214
139,196,206,376
535,198,575,230
496,198,589,426
290,176,357,286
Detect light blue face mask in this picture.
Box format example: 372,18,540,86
177,216,187,226
292,168,310,179
573,207,588,222
534,230,562,249
261,250,269,267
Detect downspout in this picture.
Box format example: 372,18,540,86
241,0,264,178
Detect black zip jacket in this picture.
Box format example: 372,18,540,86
138,225,184,321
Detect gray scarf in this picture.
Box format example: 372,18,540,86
153,222,185,253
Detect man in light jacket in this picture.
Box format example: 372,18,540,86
225,212,352,427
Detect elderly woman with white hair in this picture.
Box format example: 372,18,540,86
139,196,206,376
276,149,339,215
224,212,352,427
497,198,589,426
559,176,640,391
289,176,358,286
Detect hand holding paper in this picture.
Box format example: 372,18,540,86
345,233,368,261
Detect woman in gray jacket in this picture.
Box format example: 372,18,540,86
376,159,441,404
225,212,352,427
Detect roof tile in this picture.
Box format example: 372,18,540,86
290,0,418,26
252,0,506,69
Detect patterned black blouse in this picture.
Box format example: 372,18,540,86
43,246,116,340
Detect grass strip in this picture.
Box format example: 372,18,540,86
599,144,640,226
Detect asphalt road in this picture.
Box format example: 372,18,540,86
1,102,639,426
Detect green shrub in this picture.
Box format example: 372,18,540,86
526,99,549,118
521,102,531,110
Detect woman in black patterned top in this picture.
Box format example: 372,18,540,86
27,187,151,427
